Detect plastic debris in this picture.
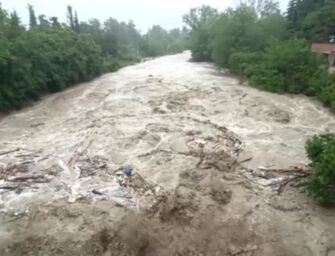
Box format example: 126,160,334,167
123,166,134,177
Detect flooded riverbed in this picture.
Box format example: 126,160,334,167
0,52,334,256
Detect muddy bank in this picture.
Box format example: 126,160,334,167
0,52,335,255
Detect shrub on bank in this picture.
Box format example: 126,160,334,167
249,39,323,94
224,39,335,112
306,134,335,205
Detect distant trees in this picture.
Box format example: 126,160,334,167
140,25,188,57
287,0,335,40
168,28,189,54
80,17,188,62
139,25,188,57
0,3,187,111
141,25,169,57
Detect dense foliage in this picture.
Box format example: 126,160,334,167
0,6,103,110
306,134,335,204
185,1,335,111
0,3,188,111
183,6,218,61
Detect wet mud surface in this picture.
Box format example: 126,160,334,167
0,52,334,255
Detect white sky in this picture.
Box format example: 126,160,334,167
1,0,289,33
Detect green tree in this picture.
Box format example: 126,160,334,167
189,23,215,61
38,15,50,28
28,4,37,29
183,5,219,30
212,5,263,67
259,13,288,43
74,11,80,33
142,25,169,57
183,5,219,61
302,0,335,40
260,0,280,17
7,11,23,39
50,17,61,28
287,0,330,39
167,28,188,53
67,5,74,30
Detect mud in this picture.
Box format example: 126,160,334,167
0,52,335,255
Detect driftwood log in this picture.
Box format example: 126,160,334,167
257,165,311,194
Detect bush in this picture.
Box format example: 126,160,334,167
249,65,287,92
249,39,322,93
306,134,335,204
228,51,263,76
104,58,121,72
316,78,335,111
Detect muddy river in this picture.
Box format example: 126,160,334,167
0,52,334,256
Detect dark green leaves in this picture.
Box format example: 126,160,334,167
306,134,335,205
0,5,103,110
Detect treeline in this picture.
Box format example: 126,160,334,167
0,3,188,111
184,0,335,111
80,20,188,70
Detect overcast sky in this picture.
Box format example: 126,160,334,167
1,0,289,33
